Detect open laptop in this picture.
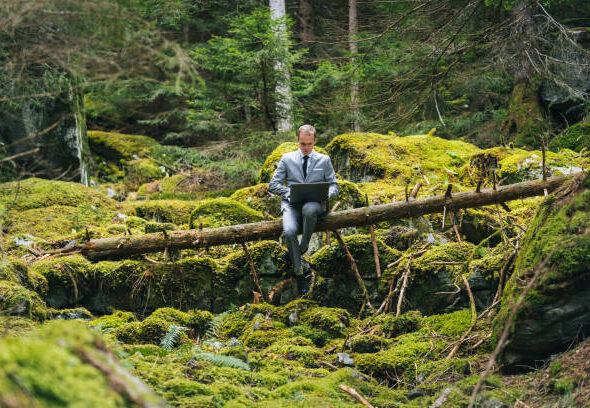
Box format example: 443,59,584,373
290,182,330,205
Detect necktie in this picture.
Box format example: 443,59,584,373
303,155,309,179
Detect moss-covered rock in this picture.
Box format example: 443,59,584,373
91,257,219,314
0,320,165,407
88,130,158,162
0,178,118,241
326,133,480,186
259,143,329,183
50,307,93,320
497,148,584,184
0,280,47,321
188,197,266,229
502,80,550,148
346,334,387,353
299,306,350,338
549,117,590,153
217,241,289,310
148,307,213,336
390,242,481,315
311,234,401,313
0,258,48,298
371,310,423,338
0,177,116,212
88,310,138,330
124,158,165,190
30,255,94,309
494,172,590,371
230,183,282,218
355,309,472,384
122,199,195,224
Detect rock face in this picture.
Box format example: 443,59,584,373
494,172,590,372
0,83,89,184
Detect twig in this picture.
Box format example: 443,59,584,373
268,277,295,303
320,361,339,370
430,387,454,408
468,251,555,408
410,182,422,199
0,147,40,162
337,385,376,408
332,230,373,312
365,194,381,278
241,242,265,302
446,275,476,360
396,256,413,317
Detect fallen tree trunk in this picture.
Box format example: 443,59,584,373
82,174,575,259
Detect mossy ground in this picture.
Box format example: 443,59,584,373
0,130,586,407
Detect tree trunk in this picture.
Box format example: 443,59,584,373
270,0,294,132
298,0,313,45
81,175,574,259
349,0,361,132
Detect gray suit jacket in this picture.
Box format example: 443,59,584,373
269,149,339,212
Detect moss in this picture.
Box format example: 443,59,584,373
291,325,331,347
0,280,47,321
122,199,195,224
124,158,165,190
114,321,143,343
553,376,575,395
0,258,48,297
115,316,184,345
144,221,177,234
503,80,550,148
266,343,323,368
230,183,282,218
346,334,387,353
148,307,213,336
299,307,350,338
355,309,472,384
0,177,117,212
494,173,590,369
497,148,584,184
326,133,480,186
0,316,37,337
89,310,138,330
240,326,294,349
88,130,158,162
311,234,401,312
50,307,93,320
93,257,219,314
216,311,249,339
372,310,423,338
549,118,590,153
417,358,472,384
30,255,94,309
0,320,164,407
189,197,266,229
137,171,217,201
259,142,329,183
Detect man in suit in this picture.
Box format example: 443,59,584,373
269,124,339,295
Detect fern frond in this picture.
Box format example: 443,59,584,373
160,324,187,351
192,352,250,371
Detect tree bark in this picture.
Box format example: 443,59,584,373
81,174,574,259
349,0,361,132
298,0,313,44
270,0,294,131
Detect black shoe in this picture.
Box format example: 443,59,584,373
296,273,310,296
281,252,291,266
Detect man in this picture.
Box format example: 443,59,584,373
269,124,339,295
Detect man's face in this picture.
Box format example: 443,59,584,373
298,131,316,156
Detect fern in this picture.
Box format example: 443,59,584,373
192,352,250,371
205,306,236,340
160,325,187,351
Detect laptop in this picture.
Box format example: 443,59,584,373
290,182,330,205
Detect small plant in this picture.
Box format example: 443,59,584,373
191,351,251,371
159,324,187,351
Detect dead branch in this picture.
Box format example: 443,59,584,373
446,275,476,360
396,256,413,317
338,384,376,408
365,194,381,278
333,230,373,312
241,242,265,302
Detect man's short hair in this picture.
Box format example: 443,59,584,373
297,124,316,139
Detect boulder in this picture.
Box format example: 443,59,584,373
494,172,590,371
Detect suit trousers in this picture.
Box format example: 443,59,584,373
282,201,325,276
